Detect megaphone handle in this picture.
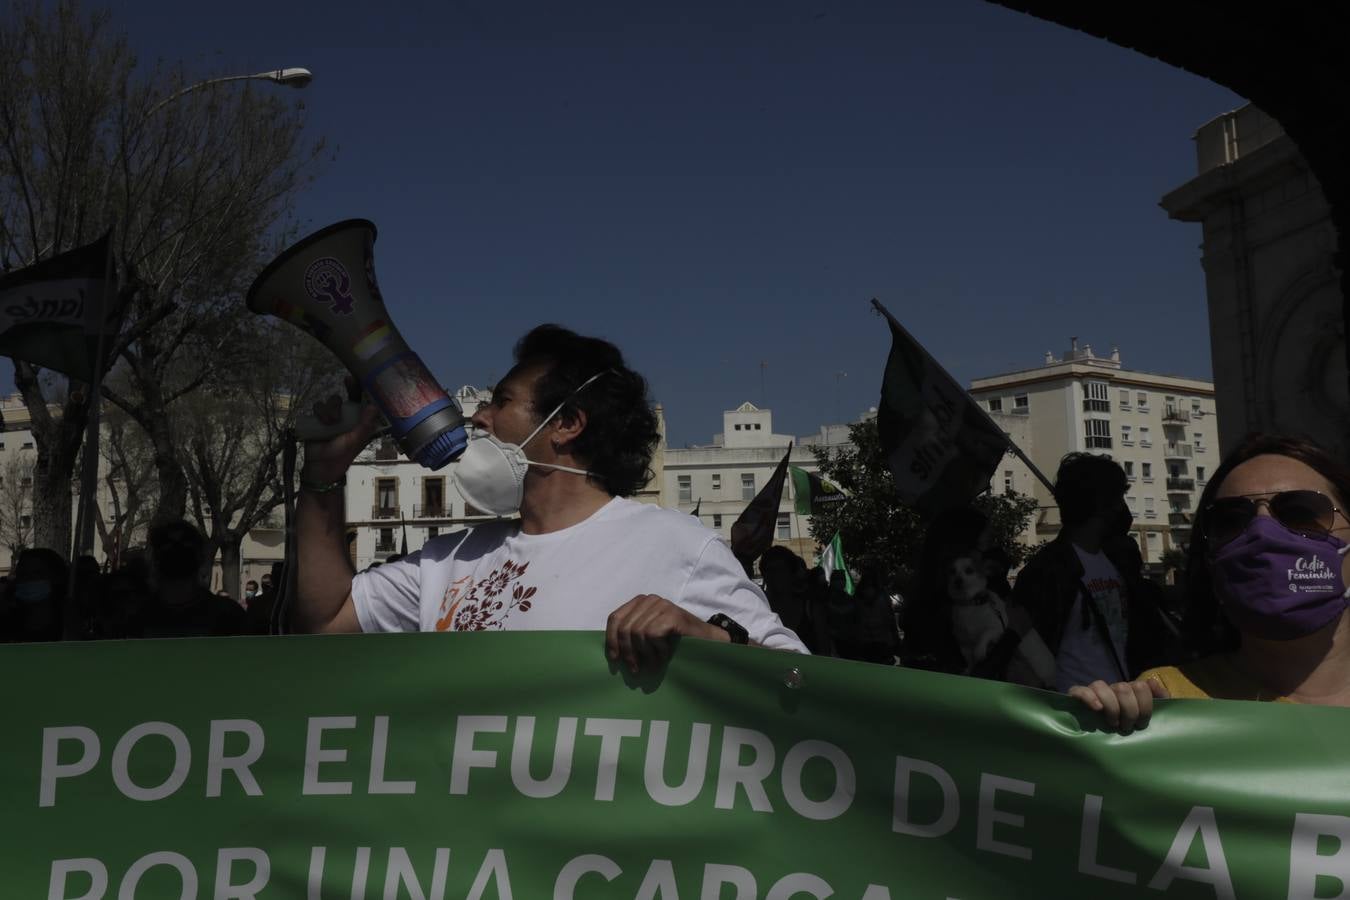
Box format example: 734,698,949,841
295,400,369,442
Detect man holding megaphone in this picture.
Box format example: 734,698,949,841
292,324,807,669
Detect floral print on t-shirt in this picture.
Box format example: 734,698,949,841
435,559,537,632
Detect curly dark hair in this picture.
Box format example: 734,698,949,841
1053,452,1127,527
509,324,660,498
1183,433,1350,654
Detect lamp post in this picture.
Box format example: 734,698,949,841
146,67,312,116
72,66,313,561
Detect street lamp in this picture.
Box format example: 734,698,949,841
146,67,313,116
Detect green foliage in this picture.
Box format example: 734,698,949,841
809,418,1039,587
1161,547,1188,574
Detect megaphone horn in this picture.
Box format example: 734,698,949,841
247,219,468,470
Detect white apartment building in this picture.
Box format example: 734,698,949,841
661,402,857,563
970,341,1220,567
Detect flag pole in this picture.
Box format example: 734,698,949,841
869,298,1056,498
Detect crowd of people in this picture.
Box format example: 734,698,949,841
0,521,279,641
4,323,1349,731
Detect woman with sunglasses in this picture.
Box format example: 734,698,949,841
1070,434,1350,732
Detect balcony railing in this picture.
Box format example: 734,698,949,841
413,503,447,519
371,505,400,520
1082,399,1111,413
1085,436,1113,449
1162,407,1191,424
1169,512,1193,527
374,541,397,554
1166,477,1195,492
1163,443,1193,459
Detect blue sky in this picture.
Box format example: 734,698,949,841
100,0,1240,446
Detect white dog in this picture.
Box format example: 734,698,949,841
947,555,1009,672
946,554,1058,686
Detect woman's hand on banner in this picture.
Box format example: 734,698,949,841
605,595,728,674
1068,677,1169,735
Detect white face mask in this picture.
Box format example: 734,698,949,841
453,371,606,517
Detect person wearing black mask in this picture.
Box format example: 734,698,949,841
142,521,248,638
1012,453,1167,691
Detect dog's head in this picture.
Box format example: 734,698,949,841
945,555,989,604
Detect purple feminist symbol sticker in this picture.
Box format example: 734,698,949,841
304,257,356,315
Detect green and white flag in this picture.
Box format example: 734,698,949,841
817,530,854,595
789,466,848,515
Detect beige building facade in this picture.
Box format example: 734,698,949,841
970,344,1220,567
661,402,857,563
1161,104,1348,457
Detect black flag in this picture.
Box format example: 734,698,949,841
730,443,792,568
0,232,115,382
873,299,1008,515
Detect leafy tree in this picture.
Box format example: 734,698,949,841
0,0,324,553
809,418,1039,589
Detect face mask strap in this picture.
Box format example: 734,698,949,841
518,368,616,453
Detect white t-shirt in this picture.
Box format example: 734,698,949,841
351,497,807,652
1053,546,1129,692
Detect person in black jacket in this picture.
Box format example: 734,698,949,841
1012,453,1168,691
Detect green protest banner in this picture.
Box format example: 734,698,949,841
2,632,1347,899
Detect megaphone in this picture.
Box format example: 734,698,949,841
247,219,468,469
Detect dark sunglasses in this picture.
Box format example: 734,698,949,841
1200,490,1346,549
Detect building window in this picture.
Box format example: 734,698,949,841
376,527,395,552
776,513,791,540
754,423,761,430
428,526,439,539
1119,389,1130,407
1137,391,1148,408
1084,381,1110,412
712,514,723,528
1084,419,1111,449
1123,461,1134,480
678,475,692,503
422,477,445,518
988,397,1003,413
1142,462,1153,482
1120,424,1133,446
1139,426,1151,447
1013,394,1029,415
1003,470,1013,494
711,474,721,491
1144,498,1155,518
375,437,398,461
20,514,32,528
1126,495,1137,511
21,440,34,449
1192,399,1202,415
1197,466,1206,483
0,440,5,449
1194,432,1205,452
375,478,397,517
741,473,756,500
734,424,742,431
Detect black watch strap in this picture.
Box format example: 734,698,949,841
707,613,750,645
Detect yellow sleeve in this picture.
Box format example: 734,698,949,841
1139,665,1211,700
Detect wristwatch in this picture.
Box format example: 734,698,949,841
707,613,749,645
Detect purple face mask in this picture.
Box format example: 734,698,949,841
1212,514,1350,640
